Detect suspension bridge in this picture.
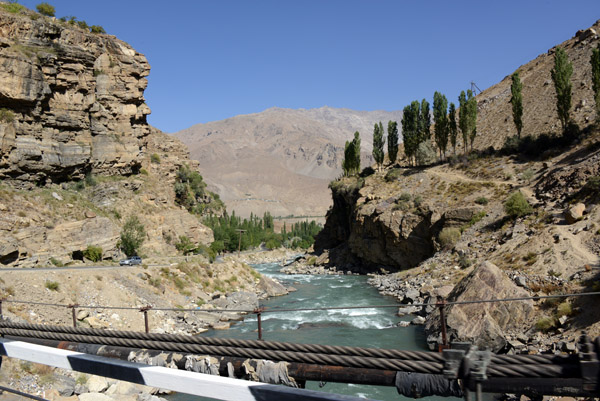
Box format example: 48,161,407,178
0,293,600,400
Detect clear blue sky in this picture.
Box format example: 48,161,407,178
19,0,600,133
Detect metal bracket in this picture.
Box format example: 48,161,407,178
464,346,491,381
578,332,599,392
442,342,471,379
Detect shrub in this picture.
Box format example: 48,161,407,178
36,2,55,16
119,215,145,257
523,252,537,266
556,302,572,318
45,280,59,291
438,227,461,249
49,257,63,267
175,236,196,255
307,256,317,266
474,196,488,205
150,153,161,164
84,172,97,187
535,316,555,332
76,20,89,30
504,191,533,218
399,192,411,202
0,108,15,123
384,168,403,182
413,195,423,207
90,25,105,34
415,139,436,166
210,240,224,255
1,2,25,13
83,245,102,262
139,168,148,175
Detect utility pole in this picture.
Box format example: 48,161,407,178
236,229,246,257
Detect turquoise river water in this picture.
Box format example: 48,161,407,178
169,262,463,401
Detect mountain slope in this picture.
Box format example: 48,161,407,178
173,106,404,217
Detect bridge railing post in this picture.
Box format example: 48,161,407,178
139,306,152,333
254,307,264,341
0,299,3,320
68,304,78,328
436,299,448,351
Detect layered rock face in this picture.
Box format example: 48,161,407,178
0,10,151,183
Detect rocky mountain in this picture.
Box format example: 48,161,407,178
0,5,215,267
472,22,600,150
310,21,600,349
173,106,404,218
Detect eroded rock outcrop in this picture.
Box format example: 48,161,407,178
424,261,535,352
0,9,151,183
315,176,484,271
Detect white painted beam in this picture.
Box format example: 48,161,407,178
0,339,376,401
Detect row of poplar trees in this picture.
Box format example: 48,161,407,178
510,44,600,139
344,43,600,176
365,90,478,172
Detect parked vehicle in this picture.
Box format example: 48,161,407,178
119,256,142,266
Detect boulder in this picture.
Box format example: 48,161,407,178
425,261,534,352
86,376,109,393
257,276,288,297
564,203,585,224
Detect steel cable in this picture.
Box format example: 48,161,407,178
0,321,444,363
0,328,444,374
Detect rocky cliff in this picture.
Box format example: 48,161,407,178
0,7,150,184
0,6,216,267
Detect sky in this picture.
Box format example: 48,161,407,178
18,0,600,133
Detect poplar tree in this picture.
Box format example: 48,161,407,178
433,91,449,160
458,91,468,153
448,103,458,155
419,99,431,142
402,102,420,165
372,122,385,170
551,47,573,133
510,72,524,138
342,132,361,176
591,44,600,123
353,131,361,173
387,120,399,165
467,89,477,150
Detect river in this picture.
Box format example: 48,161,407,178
170,261,460,401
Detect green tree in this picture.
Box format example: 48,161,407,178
510,72,524,138
36,2,55,17
120,216,145,257
387,120,399,165
458,91,468,153
551,47,573,133
419,99,431,143
448,102,458,155
352,131,361,173
402,101,420,165
372,122,385,170
342,131,361,175
467,89,478,150
591,44,600,123
433,91,449,160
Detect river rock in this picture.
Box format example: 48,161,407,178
411,316,426,325
86,376,109,393
424,261,534,352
